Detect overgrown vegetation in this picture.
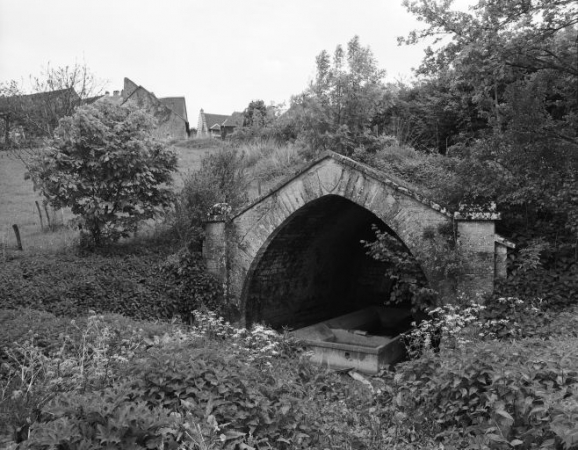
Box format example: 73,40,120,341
1,1,578,448
2,303,578,449
173,140,306,246
0,239,223,322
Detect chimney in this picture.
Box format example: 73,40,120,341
113,90,119,97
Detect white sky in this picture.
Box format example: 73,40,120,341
0,0,457,122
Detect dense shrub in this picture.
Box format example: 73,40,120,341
126,346,315,448
0,309,75,363
161,249,224,320
173,146,249,245
21,383,183,450
388,338,578,449
1,311,320,449
495,257,578,311
5,302,578,449
0,254,169,319
26,101,178,247
1,308,407,449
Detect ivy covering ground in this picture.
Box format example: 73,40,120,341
0,242,223,321
1,298,578,449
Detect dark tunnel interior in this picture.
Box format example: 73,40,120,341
244,195,410,329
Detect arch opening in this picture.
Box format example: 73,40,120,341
242,195,425,329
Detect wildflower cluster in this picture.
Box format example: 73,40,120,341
1,312,139,403
403,295,538,356
191,310,295,365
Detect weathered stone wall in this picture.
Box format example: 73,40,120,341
457,220,496,297
123,87,187,140
203,220,227,283
123,78,139,99
203,152,501,328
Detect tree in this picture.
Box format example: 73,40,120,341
242,100,268,127
0,62,103,145
26,100,178,246
400,0,577,141
374,75,480,153
401,0,578,236
294,36,387,155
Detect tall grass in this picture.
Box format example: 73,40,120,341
236,139,305,183
353,138,459,205
0,142,221,256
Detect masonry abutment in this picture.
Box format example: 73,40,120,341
202,218,227,282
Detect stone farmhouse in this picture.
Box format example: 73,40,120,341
116,78,189,140
196,109,243,138
1,78,190,145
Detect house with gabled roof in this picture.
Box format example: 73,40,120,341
197,109,243,138
160,97,188,123
119,77,189,140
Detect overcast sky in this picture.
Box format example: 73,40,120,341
0,0,451,123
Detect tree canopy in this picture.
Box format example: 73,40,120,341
396,0,578,236
289,36,388,155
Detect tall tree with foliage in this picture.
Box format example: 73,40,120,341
401,0,578,237
26,100,178,246
242,100,268,127
293,36,387,155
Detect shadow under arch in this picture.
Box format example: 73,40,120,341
240,194,429,329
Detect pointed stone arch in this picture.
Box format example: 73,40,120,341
203,152,502,327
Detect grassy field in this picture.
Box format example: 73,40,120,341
0,141,221,255
0,137,306,256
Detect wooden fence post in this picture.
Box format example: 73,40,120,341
1,230,6,261
35,200,45,231
43,201,52,229
12,224,23,251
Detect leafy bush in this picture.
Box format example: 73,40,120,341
352,140,460,206
402,294,562,359
362,223,464,314
173,146,249,245
126,346,314,448
161,249,224,320
21,383,183,450
26,100,178,247
495,247,578,311
388,338,578,449
2,310,320,449
0,309,75,363
1,312,140,443
7,303,578,449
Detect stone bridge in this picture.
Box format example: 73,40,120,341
203,152,513,328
